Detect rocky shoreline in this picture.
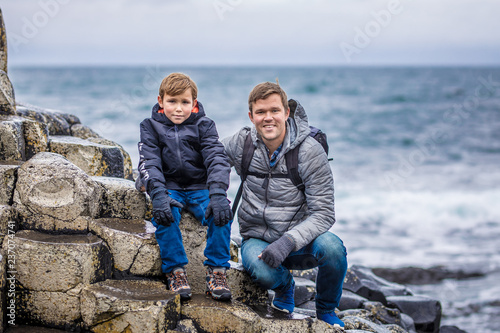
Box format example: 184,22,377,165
0,7,470,332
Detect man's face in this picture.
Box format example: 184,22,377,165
158,88,195,125
249,93,290,149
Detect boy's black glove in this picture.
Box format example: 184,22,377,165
205,193,233,227
150,188,183,227
260,235,295,268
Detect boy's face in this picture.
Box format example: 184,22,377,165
249,93,290,149
158,88,195,125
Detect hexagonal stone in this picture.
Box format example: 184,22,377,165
0,116,24,161
92,177,147,220
13,230,112,292
49,135,125,178
89,218,161,277
13,152,102,232
16,105,71,135
81,279,179,332
16,288,81,330
0,70,15,115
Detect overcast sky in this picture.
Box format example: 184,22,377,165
2,0,500,67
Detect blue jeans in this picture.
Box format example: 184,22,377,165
152,189,232,273
241,232,347,314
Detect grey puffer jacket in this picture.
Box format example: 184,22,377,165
222,100,335,251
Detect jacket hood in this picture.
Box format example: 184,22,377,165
251,99,310,152
150,100,206,125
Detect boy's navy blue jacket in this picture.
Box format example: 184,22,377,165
138,101,230,195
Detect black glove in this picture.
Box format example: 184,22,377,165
260,235,295,268
205,193,233,227
150,188,183,227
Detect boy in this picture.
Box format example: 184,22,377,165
138,72,233,301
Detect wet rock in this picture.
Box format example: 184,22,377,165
87,137,133,180
338,290,368,311
227,262,268,306
387,295,441,333
53,111,80,127
16,288,82,330
15,105,70,135
81,279,179,332
363,301,402,326
343,265,412,306
13,152,102,233
13,230,112,292
70,123,101,140
0,115,48,161
400,314,417,333
372,266,486,285
89,218,161,277
49,135,125,178
0,116,24,160
0,163,19,205
0,71,15,115
292,267,318,282
439,326,468,333
181,295,262,332
342,315,393,332
92,176,147,220
294,277,316,307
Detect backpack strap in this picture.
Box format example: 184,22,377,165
285,145,305,192
232,133,255,216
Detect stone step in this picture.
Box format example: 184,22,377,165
49,135,125,178
89,218,161,277
181,294,337,333
0,115,48,161
12,230,112,292
81,279,179,332
13,152,102,233
9,230,112,329
92,177,147,220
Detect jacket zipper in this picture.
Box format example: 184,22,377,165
174,125,185,183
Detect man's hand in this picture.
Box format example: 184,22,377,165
205,194,233,226
259,235,295,268
150,188,183,227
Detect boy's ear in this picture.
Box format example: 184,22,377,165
157,95,163,108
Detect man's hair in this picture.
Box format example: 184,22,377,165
248,81,288,113
159,72,198,100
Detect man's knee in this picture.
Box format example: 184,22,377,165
315,232,347,262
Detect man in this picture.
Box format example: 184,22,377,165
223,82,348,329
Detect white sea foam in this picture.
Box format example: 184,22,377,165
334,188,500,269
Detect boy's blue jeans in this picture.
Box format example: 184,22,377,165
241,232,347,314
152,189,232,273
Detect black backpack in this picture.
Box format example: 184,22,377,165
231,123,330,216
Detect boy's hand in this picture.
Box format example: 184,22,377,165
205,194,233,226
150,188,183,227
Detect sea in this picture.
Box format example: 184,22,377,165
9,66,500,332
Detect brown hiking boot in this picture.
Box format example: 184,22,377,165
166,267,192,300
206,266,231,301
